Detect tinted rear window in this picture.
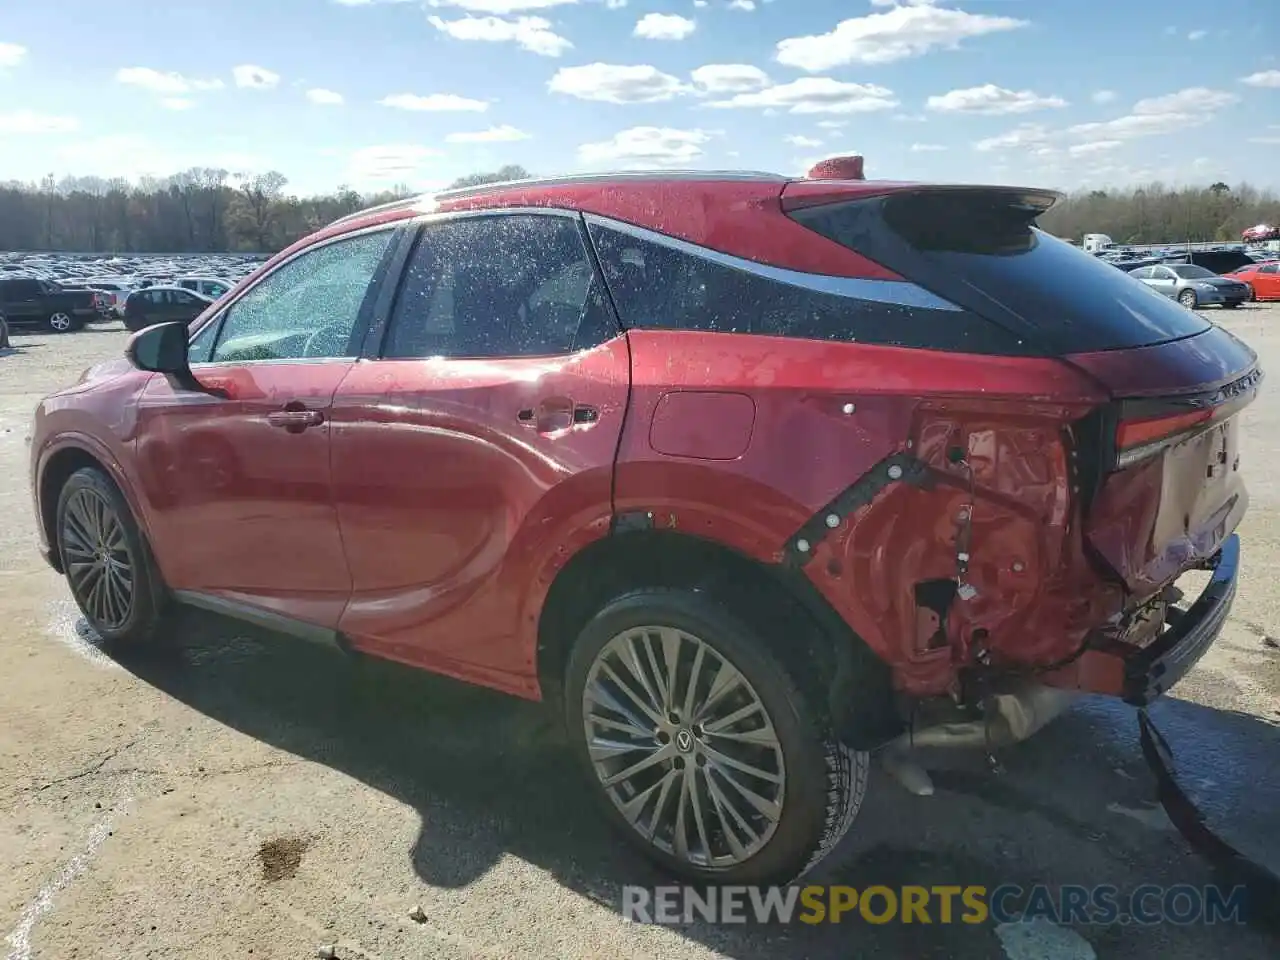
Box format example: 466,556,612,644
790,190,1211,354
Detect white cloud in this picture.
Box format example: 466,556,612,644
1247,136,1280,145
776,3,1026,71
0,42,26,68
0,109,79,134
692,0,707,6
785,134,822,147
974,124,1051,152
578,126,710,167
689,63,770,94
634,13,695,40
892,113,927,123
306,88,345,105
428,15,572,56
910,142,946,152
161,98,194,111
1187,29,1207,40
816,120,846,130
728,0,756,10
426,0,577,10
549,63,687,103
116,67,224,95
1091,90,1117,104
445,124,531,142
1241,70,1280,88
1068,140,1121,156
232,65,281,89
1065,88,1240,145
346,145,450,190
1132,87,1238,114
927,84,1066,115
380,92,490,111
709,77,898,115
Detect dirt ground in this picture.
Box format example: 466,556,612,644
1,310,1278,960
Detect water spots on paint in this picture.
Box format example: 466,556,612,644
995,917,1097,960
1106,800,1176,832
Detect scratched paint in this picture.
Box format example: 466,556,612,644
3,800,130,960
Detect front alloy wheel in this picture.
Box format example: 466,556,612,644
61,485,135,631
1178,289,1198,309
583,625,786,868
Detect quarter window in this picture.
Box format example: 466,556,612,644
383,214,618,359
586,221,1028,354
210,228,394,363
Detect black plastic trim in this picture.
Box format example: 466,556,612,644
783,452,930,567
1122,534,1239,706
173,590,347,652
612,510,655,534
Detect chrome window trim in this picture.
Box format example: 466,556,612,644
582,213,964,313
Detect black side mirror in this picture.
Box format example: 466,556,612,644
126,321,203,391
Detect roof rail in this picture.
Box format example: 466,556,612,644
326,195,428,230
325,169,787,229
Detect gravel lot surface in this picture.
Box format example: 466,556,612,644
2,311,1278,960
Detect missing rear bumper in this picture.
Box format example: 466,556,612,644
1045,534,1240,704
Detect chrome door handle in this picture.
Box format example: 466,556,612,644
267,408,324,432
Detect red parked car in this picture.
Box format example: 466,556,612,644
30,161,1258,885
1225,261,1280,301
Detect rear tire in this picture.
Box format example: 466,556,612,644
56,467,171,646
1178,289,1198,309
564,588,868,885
46,311,77,333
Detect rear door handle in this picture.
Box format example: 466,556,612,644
267,404,325,433
517,399,599,432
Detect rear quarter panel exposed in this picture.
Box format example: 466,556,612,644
617,330,1115,695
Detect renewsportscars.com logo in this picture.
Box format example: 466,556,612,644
623,884,1250,926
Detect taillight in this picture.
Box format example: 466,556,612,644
1114,409,1218,469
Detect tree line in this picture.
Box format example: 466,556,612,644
1040,182,1279,245
0,165,531,254
0,167,1275,254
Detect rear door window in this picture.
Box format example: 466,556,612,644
789,189,1211,354
383,213,618,359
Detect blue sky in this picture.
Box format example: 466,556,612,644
1,0,1277,196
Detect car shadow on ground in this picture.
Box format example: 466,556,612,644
94,607,1280,960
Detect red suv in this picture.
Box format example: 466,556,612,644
30,165,1257,885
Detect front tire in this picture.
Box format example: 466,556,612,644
56,467,170,645
1178,289,1198,309
564,589,868,885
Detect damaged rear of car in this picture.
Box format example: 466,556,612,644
782,182,1257,752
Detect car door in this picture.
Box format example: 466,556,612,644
329,211,629,691
133,224,402,628
1147,266,1178,298
0,278,43,322
1257,264,1280,299
170,288,206,322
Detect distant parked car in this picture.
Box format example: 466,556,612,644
1128,263,1251,309
1225,262,1280,302
1242,224,1279,243
0,277,98,332
82,280,135,318
176,276,233,301
123,286,212,331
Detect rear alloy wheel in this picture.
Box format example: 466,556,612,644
1178,289,1198,309
46,311,75,332
565,589,868,885
57,467,169,645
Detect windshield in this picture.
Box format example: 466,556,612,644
1171,265,1217,279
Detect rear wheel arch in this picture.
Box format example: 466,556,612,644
535,528,900,747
